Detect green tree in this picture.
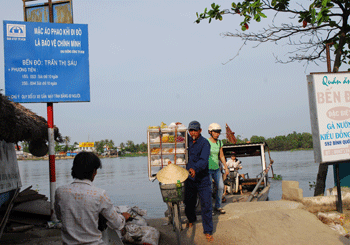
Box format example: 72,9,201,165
250,135,266,143
63,136,70,152
69,142,78,152
195,0,341,197
300,132,313,149
139,142,148,152
223,132,313,150
21,141,29,153
94,139,116,154
265,137,274,149
55,141,64,153
221,139,228,145
235,135,248,144
94,140,105,154
273,135,287,151
264,132,314,151
195,1,350,72
126,140,136,152
104,139,114,153
119,142,126,155
109,140,115,149
286,131,300,150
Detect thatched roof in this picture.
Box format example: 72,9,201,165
0,93,62,144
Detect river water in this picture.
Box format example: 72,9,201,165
18,150,334,218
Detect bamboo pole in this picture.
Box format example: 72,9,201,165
174,126,177,164
247,161,273,202
0,187,20,239
159,127,163,168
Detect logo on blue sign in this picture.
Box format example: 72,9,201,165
7,24,26,38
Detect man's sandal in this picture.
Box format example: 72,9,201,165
214,207,226,214
205,233,214,242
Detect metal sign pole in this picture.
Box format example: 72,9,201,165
335,164,343,213
47,0,58,221
47,103,57,220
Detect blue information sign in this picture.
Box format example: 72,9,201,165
3,20,90,103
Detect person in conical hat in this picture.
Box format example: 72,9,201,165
156,163,189,184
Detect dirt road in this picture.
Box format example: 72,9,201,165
2,199,350,245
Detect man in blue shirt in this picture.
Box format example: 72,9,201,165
184,120,213,242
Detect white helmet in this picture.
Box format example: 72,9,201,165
208,123,221,132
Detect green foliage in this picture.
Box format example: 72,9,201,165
21,141,29,153
236,135,249,144
54,136,74,153
94,141,104,154
64,136,70,149
125,140,136,152
264,132,313,151
196,0,338,30
23,130,312,157
272,174,283,180
250,135,266,143
122,152,147,157
195,0,350,71
139,142,148,152
69,142,78,152
55,141,64,152
88,139,146,155
222,131,312,151
122,141,147,153
94,139,115,154
196,1,267,30
309,181,316,190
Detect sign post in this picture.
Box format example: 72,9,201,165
4,0,89,221
47,0,56,223
307,72,350,212
326,43,343,213
47,102,56,220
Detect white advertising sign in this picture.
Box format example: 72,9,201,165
307,72,350,163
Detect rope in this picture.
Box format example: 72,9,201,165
265,143,275,177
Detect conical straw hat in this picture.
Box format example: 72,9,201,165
157,164,189,184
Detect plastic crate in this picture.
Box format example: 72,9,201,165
159,182,185,202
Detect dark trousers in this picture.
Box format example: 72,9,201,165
184,178,213,234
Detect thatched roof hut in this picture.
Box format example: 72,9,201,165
0,94,62,156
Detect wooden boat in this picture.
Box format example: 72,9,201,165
222,142,273,202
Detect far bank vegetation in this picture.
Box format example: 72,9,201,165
20,131,313,155
224,131,313,151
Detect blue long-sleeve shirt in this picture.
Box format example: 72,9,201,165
186,134,210,183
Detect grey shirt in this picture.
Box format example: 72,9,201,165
55,179,125,245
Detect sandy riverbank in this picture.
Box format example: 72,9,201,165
2,197,350,245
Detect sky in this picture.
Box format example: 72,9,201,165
1,0,348,146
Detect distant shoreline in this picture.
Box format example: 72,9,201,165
17,153,147,161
